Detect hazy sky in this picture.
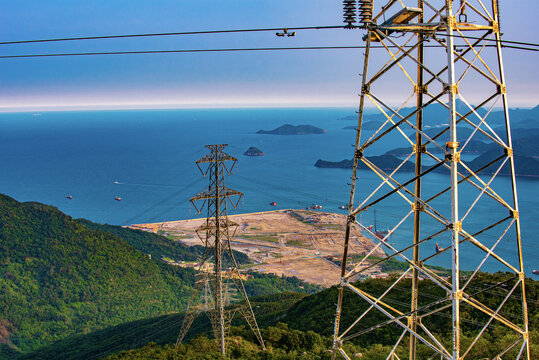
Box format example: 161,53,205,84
0,1,537,111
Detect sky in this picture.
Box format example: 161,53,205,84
0,0,538,111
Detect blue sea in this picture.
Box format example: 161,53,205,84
0,108,537,276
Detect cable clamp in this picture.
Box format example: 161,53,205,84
504,147,513,157
445,152,460,163
414,84,428,94
413,144,426,154
497,83,506,95
491,20,499,33
355,149,363,159
411,202,424,212
361,84,370,95
448,16,457,30
443,84,459,94
348,214,357,223
275,28,296,37
446,141,459,149
510,209,519,219
519,272,525,281
453,290,464,300
447,221,462,232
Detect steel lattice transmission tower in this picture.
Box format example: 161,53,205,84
176,144,265,355
333,1,530,359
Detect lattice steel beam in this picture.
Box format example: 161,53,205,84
333,1,530,359
176,144,265,355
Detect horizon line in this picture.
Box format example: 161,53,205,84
0,102,534,114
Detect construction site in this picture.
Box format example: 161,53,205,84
131,209,387,287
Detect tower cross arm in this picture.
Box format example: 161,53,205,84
190,188,243,203
196,152,238,164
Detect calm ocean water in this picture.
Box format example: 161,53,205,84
0,108,537,275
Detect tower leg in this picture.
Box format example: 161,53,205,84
176,279,205,345
332,23,373,360
410,2,424,358
226,249,266,350
446,2,461,359
492,2,530,358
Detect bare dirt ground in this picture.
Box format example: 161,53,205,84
130,209,386,287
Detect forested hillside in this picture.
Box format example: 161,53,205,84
101,275,538,359
77,219,251,266
21,273,539,359
279,273,538,358
2,193,535,359
0,194,318,359
20,292,309,360
0,194,196,357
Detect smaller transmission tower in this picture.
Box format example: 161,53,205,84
176,144,265,355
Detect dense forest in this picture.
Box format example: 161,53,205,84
89,273,538,359
78,219,252,267
19,274,539,359
0,194,200,355
0,194,318,359
104,320,538,360
279,273,538,358
20,292,309,360
1,194,537,359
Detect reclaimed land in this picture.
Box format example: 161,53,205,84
130,209,387,287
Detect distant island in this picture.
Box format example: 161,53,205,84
379,127,539,176
343,120,383,131
315,152,539,177
384,139,488,156
257,124,326,135
244,146,265,156
315,155,415,172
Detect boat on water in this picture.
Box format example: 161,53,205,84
372,208,390,241
114,196,122,201
436,242,443,253
269,201,277,206
113,181,120,184
533,270,539,275
66,195,72,200
338,205,346,210
306,204,323,210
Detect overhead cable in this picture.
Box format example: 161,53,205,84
0,25,344,45
1,43,536,60
446,33,539,49
0,26,537,50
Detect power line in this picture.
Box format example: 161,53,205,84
0,25,344,45
1,26,538,50
1,43,537,60
0,46,368,59
448,33,539,48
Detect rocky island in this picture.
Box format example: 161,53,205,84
257,124,326,135
343,120,381,131
315,154,415,171
316,151,539,177
244,146,265,156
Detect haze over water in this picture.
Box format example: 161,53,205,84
1,108,537,275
